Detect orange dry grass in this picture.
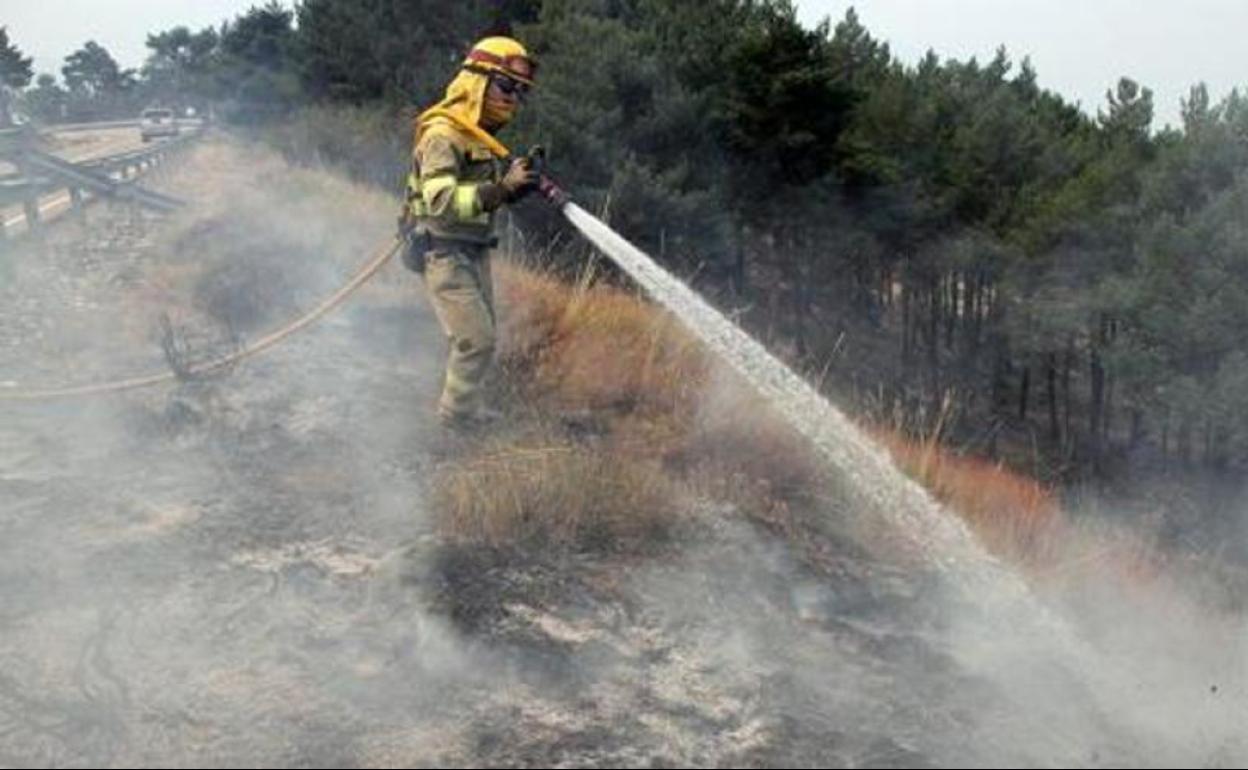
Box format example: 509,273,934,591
448,258,1073,567
874,429,1067,567
494,262,708,416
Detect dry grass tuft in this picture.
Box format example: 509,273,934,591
433,264,715,554
495,262,708,416
433,429,682,552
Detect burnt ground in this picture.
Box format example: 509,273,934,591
0,137,1243,768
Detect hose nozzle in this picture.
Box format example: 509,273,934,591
524,146,568,209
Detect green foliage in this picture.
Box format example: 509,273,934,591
0,27,32,91
60,40,139,120
142,26,219,112
511,0,738,274
297,0,490,104
213,3,302,122
0,26,34,125
20,73,68,123
711,4,851,192
62,41,131,96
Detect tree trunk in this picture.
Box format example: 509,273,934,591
1212,423,1229,470
1129,408,1143,449
965,272,976,344
1160,408,1169,470
1047,352,1060,442
1063,336,1074,449
969,270,984,353
944,274,955,350
901,280,912,367
1103,373,1115,448
732,224,747,296
792,236,807,358
927,275,940,402
1089,346,1105,468
1019,363,1031,421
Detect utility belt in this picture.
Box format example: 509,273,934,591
399,224,498,273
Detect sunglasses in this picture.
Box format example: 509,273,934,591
489,77,529,99
491,76,531,99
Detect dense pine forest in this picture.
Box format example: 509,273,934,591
8,0,1248,537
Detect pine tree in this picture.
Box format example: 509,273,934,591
61,41,137,120
0,27,34,126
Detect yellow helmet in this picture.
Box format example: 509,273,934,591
416,36,533,157
462,36,537,87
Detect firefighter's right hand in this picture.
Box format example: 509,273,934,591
500,158,540,201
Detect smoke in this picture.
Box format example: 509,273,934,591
3,134,1246,768
0,137,516,766
610,448,1248,766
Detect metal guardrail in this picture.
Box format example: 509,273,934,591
0,123,202,237
48,118,206,134
46,119,140,133
22,147,188,212
0,119,205,136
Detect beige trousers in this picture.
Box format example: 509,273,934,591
423,249,495,421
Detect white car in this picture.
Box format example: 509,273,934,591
140,108,179,142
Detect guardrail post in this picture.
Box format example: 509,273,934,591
14,158,41,235
21,195,40,233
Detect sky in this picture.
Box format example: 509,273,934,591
795,0,1248,129
6,0,1247,130
4,0,261,77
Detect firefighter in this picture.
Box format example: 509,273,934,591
404,36,539,428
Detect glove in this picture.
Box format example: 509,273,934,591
478,158,539,211
500,157,540,201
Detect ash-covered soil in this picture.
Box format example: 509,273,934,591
0,138,1242,768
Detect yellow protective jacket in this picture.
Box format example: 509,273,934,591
407,118,504,245
407,49,518,246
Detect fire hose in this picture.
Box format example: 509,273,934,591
0,130,569,403
0,237,401,402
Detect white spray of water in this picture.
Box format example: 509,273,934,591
563,203,1016,595
564,203,1248,763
